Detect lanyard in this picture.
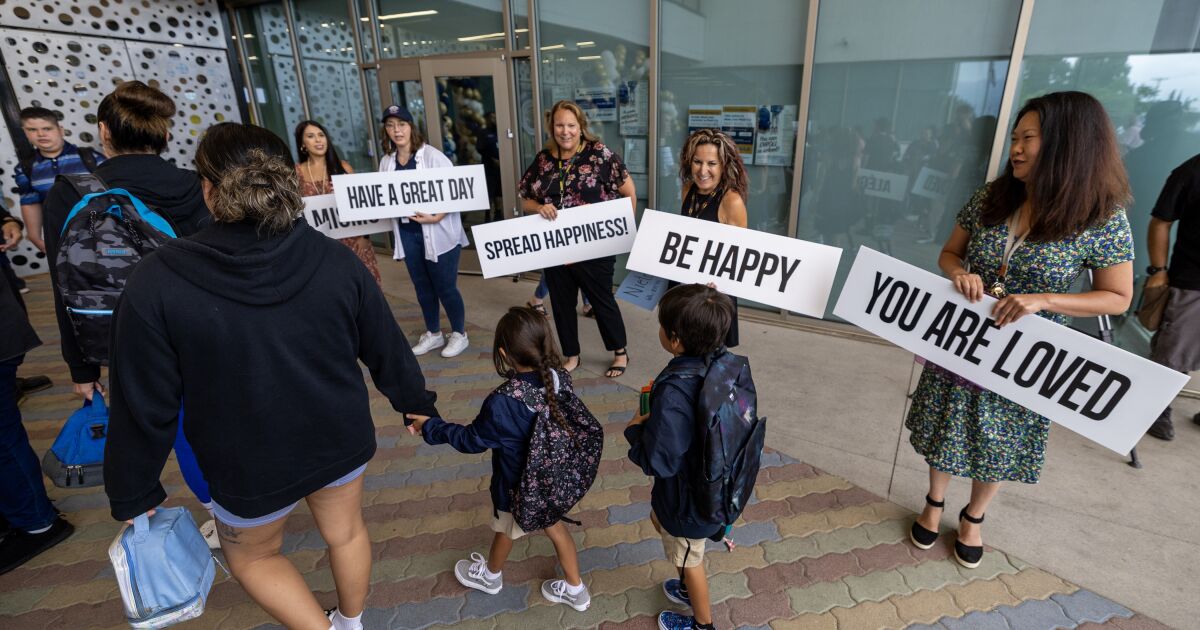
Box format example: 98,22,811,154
997,212,1028,282
555,144,582,202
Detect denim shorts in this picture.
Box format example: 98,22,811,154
211,464,367,529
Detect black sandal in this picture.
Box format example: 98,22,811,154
605,349,628,378
909,494,944,550
954,506,986,569
527,301,548,317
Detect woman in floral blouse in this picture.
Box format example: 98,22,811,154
519,101,636,377
906,91,1134,570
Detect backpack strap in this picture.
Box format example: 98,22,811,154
58,173,108,199
77,147,100,173
18,155,34,183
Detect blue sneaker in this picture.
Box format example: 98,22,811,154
663,578,691,607
658,610,698,630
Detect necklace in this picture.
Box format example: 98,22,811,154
686,186,720,218
304,159,329,194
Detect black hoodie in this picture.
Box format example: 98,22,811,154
43,154,212,383
103,220,438,521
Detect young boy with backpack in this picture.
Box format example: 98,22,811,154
407,306,604,612
627,284,766,630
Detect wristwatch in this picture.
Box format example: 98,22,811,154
1146,265,1167,275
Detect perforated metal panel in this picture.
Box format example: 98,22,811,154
0,0,225,49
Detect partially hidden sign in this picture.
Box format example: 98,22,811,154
616,270,670,310
833,247,1189,455
471,198,637,279
625,210,842,317
857,168,909,202
332,164,489,221
302,194,392,240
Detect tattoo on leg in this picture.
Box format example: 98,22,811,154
217,520,241,544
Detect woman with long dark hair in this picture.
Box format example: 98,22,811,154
906,91,1134,568
294,120,382,287
104,122,438,629
674,128,748,347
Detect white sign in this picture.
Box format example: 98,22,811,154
575,86,617,122
911,167,951,202
619,80,649,136
857,169,909,202
471,198,637,279
626,210,843,317
721,106,757,164
302,194,393,240
753,104,797,167
332,164,489,221
833,247,1189,455
624,137,648,174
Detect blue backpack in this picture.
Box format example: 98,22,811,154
41,391,109,488
109,507,218,628
56,174,177,366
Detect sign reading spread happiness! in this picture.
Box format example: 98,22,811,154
470,198,638,279
332,164,489,221
833,247,1190,455
625,210,843,317
302,194,392,240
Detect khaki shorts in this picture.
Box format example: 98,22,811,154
491,511,528,540
651,512,707,568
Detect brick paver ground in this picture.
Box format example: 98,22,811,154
0,276,1168,629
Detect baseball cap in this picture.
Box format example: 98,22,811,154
381,105,414,124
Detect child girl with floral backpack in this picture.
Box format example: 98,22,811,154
407,306,604,611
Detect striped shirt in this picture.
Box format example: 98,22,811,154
13,142,106,205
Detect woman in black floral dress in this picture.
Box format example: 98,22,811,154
519,100,636,377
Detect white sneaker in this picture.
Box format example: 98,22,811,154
541,578,591,611
454,552,503,594
199,519,221,549
411,331,445,356
441,332,469,358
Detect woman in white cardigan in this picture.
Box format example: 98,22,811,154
379,105,471,358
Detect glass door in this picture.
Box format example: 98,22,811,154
376,55,516,274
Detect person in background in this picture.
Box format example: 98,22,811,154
1143,152,1200,440
0,208,74,575
906,92,1134,569
104,122,439,630
674,128,748,348
15,107,106,255
519,100,635,377
379,105,472,359
294,120,382,288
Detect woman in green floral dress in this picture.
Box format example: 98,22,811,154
906,92,1135,569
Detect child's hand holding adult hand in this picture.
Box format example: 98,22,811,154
406,414,429,435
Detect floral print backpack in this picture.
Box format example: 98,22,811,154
497,369,604,531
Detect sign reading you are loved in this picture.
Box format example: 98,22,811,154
302,195,392,240
833,247,1189,455
625,210,842,317
471,198,637,278
333,164,490,221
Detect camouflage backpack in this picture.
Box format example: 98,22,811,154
56,174,177,365
498,369,604,532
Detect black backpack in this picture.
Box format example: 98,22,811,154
499,369,604,532
55,174,177,365
664,349,767,527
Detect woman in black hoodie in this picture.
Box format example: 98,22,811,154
104,123,439,630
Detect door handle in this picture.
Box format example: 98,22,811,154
506,128,514,139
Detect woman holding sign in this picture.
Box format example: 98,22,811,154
673,128,749,347
519,100,635,377
379,105,472,359
294,120,382,287
906,92,1134,569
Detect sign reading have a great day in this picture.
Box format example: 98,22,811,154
833,247,1190,455
302,194,392,240
332,164,489,221
626,210,843,317
470,198,637,279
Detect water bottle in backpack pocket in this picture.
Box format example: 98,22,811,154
109,507,219,628
41,391,109,488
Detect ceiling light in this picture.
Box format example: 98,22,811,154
540,43,564,51
576,41,594,47
458,32,505,42
379,10,438,21
578,55,601,60
243,33,255,39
